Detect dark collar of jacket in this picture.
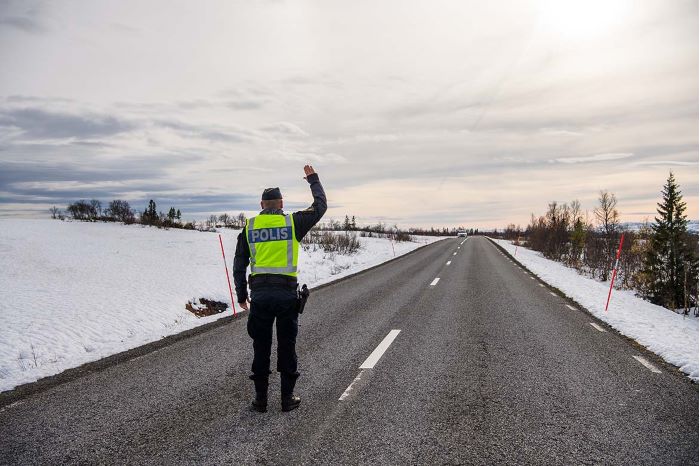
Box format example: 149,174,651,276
259,208,285,215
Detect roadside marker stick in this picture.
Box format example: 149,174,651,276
218,234,237,316
605,234,625,312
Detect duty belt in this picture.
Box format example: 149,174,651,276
249,274,298,290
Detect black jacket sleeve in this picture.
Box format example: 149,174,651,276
293,173,327,241
232,230,250,303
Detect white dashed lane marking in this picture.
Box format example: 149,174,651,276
430,278,440,286
565,304,576,311
539,284,545,288
339,370,365,401
589,323,606,332
549,292,557,297
633,355,662,374
360,330,401,369
446,261,451,266
340,330,402,401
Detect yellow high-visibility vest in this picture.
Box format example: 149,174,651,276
245,214,299,277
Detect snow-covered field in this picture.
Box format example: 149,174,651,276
0,219,444,392
491,238,699,382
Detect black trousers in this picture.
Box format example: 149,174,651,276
247,286,299,394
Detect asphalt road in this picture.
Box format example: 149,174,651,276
1,236,697,465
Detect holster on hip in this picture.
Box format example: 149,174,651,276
296,284,310,314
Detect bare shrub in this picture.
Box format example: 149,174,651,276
302,230,361,254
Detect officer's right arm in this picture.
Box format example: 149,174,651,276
293,166,327,241
233,230,250,308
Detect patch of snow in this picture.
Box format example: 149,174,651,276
0,219,445,392
622,220,698,234
491,238,699,382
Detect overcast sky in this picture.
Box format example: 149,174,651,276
0,0,697,228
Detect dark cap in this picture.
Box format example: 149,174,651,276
261,187,282,200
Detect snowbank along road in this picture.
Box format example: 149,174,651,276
0,236,697,464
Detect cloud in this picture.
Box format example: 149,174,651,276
260,122,309,136
539,128,583,137
0,15,45,33
0,108,135,139
226,100,265,110
153,118,258,143
634,160,698,167
551,153,635,164
0,159,258,216
0,0,47,33
272,149,346,164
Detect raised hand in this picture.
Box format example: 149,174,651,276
303,165,316,179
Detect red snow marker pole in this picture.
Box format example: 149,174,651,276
605,233,625,312
219,234,237,316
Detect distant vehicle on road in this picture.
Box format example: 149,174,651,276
457,231,467,237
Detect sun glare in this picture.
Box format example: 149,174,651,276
538,0,631,41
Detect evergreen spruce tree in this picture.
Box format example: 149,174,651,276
642,172,694,309
143,199,157,225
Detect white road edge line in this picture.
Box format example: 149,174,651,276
430,277,440,286
589,322,606,332
360,330,401,369
339,369,365,401
633,355,662,374
565,304,576,311
446,261,451,265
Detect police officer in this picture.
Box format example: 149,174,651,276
233,165,326,412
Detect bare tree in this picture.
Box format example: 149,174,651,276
219,213,231,227
90,199,102,219
67,200,98,220
594,190,621,281
105,200,135,223
594,191,619,236
49,206,60,219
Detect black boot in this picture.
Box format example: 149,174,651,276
252,392,267,413
280,373,300,412
281,394,301,412
250,375,268,413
